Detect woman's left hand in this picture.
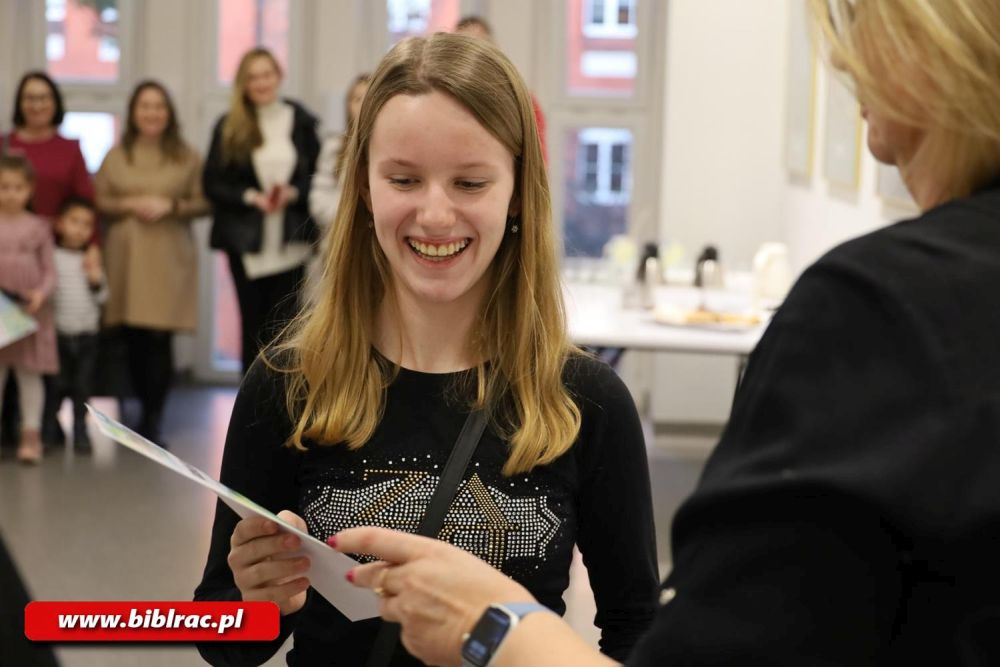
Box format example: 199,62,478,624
332,527,535,667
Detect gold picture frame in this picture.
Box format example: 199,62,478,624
785,0,817,178
823,71,863,190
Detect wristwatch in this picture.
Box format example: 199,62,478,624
460,602,550,667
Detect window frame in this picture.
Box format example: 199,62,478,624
582,0,637,40
538,0,666,256
576,127,632,206
31,0,138,92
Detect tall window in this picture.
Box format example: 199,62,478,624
386,0,461,45
216,0,290,83
61,112,119,173
583,0,637,38
46,0,120,83
564,128,632,257
554,0,655,259
566,0,637,98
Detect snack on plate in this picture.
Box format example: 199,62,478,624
684,309,761,327
653,304,762,329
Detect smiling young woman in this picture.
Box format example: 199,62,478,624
194,33,658,667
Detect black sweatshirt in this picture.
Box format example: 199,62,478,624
196,354,658,666
628,177,1000,665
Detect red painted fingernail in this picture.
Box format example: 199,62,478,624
326,534,338,548
345,569,354,583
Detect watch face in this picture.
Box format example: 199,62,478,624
461,607,514,666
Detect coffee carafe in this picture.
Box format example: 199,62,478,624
694,245,724,289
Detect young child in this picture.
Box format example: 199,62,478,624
0,154,58,464
46,196,107,453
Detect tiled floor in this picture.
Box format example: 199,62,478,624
0,384,712,666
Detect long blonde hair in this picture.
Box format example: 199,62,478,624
271,33,581,475
810,0,1000,199
221,48,283,165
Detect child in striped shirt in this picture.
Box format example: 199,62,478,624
48,196,107,453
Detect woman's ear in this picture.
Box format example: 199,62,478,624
507,194,520,219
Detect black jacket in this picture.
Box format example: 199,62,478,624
628,175,1000,666
203,99,320,255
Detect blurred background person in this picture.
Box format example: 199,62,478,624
455,16,547,163
309,73,371,228
203,48,320,374
3,71,93,454
48,197,107,453
94,80,209,444
0,155,57,465
305,72,370,300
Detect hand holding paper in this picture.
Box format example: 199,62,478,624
86,405,379,622
228,510,311,617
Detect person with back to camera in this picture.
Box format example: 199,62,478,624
194,32,658,666
305,72,371,300
48,196,107,454
327,1,1000,665
0,155,57,465
95,80,209,444
203,48,321,375
2,71,94,453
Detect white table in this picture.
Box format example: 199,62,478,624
564,282,767,357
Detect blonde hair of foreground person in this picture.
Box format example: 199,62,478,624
221,47,283,165
270,33,581,476
811,0,1000,200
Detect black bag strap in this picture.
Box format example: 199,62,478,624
365,409,489,667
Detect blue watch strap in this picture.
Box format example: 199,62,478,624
500,602,550,620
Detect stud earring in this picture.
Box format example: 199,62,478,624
368,217,374,229
508,216,519,234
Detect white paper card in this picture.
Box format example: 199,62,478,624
87,405,379,621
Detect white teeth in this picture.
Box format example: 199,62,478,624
408,239,469,259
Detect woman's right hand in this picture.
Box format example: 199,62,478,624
228,510,311,616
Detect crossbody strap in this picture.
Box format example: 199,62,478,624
365,409,489,667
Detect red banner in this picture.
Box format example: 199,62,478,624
24,601,280,642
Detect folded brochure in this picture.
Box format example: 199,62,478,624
0,291,39,350
86,404,379,622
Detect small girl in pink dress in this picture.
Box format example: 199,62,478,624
0,154,58,464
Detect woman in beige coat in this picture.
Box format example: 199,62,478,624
95,80,208,444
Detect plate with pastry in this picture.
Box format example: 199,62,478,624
652,303,764,332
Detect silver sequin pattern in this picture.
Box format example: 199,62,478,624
303,468,561,569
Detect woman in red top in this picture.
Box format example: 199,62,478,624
5,71,93,219
3,71,94,452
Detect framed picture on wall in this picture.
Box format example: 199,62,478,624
823,72,863,189
785,0,816,178
877,163,918,210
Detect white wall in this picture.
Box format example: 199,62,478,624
648,0,922,428
658,0,789,273
651,0,791,425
